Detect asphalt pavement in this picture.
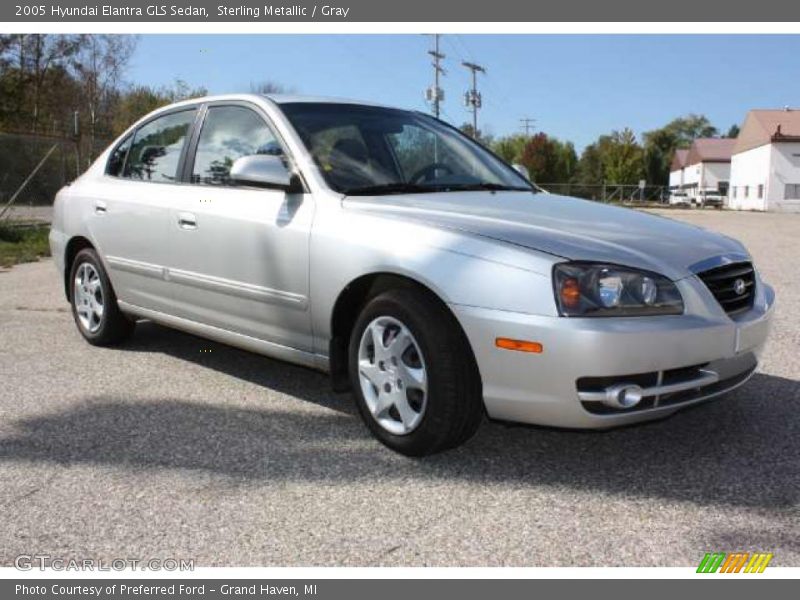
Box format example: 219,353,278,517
0,209,798,566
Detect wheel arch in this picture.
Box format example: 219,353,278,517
63,236,96,300
327,271,480,394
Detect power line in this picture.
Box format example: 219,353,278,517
453,35,511,113
520,117,536,136
453,35,476,63
425,34,445,118
462,61,486,137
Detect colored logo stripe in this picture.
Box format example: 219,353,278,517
720,553,749,573
744,553,773,573
697,552,773,573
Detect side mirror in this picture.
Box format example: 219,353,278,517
512,163,530,180
230,155,301,192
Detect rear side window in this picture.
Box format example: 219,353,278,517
190,105,283,186
106,134,132,177
123,109,196,182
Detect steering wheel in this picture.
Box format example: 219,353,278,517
410,162,454,184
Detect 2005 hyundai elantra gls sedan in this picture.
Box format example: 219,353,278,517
50,94,775,455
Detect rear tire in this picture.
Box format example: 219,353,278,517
69,248,135,346
348,288,483,456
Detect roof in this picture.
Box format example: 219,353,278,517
670,148,689,171
733,108,800,154
685,138,735,165
263,93,390,108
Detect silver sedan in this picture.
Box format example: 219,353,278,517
49,94,775,455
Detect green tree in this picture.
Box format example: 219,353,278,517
73,34,137,150
642,127,676,186
110,79,207,136
661,114,718,143
576,137,608,185
555,140,578,182
602,128,644,184
642,114,719,185
249,80,291,94
519,132,576,183
459,122,493,146
726,124,741,138
0,34,83,134
491,134,528,164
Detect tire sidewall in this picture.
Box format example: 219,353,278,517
348,292,456,455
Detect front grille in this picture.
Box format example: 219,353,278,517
696,261,756,315
657,367,755,407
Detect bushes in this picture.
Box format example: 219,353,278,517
0,224,50,267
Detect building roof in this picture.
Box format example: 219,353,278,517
686,138,735,165
670,148,689,171
733,108,800,154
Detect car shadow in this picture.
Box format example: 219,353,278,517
119,321,356,416
2,321,798,511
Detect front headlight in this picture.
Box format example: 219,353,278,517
553,263,683,317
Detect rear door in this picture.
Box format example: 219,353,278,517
87,107,198,314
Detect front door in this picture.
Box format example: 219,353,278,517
166,104,315,352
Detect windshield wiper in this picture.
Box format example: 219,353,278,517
342,183,444,196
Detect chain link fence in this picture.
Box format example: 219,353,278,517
536,183,671,204
0,131,109,224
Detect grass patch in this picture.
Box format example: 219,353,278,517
0,223,51,268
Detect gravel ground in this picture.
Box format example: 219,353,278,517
0,209,798,567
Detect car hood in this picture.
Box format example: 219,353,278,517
343,191,747,280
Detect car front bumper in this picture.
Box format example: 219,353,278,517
451,277,775,429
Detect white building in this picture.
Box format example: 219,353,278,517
668,149,688,190
682,138,734,200
728,108,800,212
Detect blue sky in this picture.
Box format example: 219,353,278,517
128,34,800,150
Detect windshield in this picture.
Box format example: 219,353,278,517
279,102,532,195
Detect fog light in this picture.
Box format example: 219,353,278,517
602,383,643,409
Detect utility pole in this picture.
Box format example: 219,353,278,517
425,34,445,118
462,61,485,138
520,117,536,136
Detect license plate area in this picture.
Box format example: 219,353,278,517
735,316,770,354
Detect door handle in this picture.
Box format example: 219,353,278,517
177,212,197,230
94,201,107,214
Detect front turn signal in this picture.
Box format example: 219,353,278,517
495,338,543,353
559,276,581,309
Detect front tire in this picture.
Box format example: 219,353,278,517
348,288,483,456
69,248,135,346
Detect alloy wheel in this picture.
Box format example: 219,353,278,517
357,315,428,435
73,262,104,333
